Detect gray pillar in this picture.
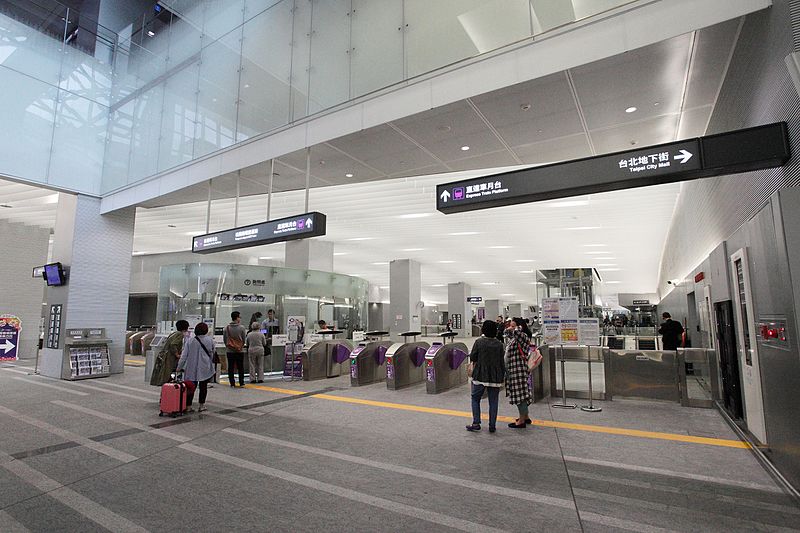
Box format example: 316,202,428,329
284,239,333,271
389,259,421,337
508,303,523,318
40,195,135,378
485,299,501,320
447,282,472,337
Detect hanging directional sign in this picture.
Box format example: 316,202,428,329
436,122,790,214
192,212,326,254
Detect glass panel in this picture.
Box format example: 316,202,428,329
158,60,199,172
350,0,403,98
128,86,164,183
308,0,350,114
194,31,242,158
0,7,65,86
290,0,311,121
405,0,531,78
101,100,134,193
166,9,203,69
49,89,108,194
0,65,56,183
60,43,113,107
236,0,293,142
200,0,245,42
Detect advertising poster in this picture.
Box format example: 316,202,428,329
578,318,600,346
0,315,20,361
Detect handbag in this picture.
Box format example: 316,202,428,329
527,346,543,372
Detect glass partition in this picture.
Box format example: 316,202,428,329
156,263,369,338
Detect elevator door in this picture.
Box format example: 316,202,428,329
714,300,742,420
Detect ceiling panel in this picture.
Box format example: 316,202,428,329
327,124,441,175
683,18,742,112
513,133,592,165
590,115,679,155
447,150,520,172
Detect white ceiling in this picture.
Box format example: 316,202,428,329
0,19,742,307
0,180,59,229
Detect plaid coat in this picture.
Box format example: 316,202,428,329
504,329,532,405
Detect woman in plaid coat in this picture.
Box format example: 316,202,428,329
504,319,532,428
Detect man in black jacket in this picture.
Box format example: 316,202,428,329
658,312,684,350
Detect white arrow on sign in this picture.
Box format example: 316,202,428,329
0,340,15,353
674,149,693,164
440,190,451,203
306,218,313,228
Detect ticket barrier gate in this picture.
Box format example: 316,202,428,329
385,332,429,390
424,341,469,394
302,332,353,381
350,331,392,386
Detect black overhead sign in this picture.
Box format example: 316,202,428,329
436,122,790,214
192,212,326,254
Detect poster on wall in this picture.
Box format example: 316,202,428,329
0,315,20,361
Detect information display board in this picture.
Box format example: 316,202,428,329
192,212,326,254
47,305,62,349
542,298,598,346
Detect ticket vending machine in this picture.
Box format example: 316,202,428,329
302,330,353,381
350,331,392,386
425,337,469,394
385,332,430,390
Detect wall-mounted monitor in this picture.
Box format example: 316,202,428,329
44,262,67,286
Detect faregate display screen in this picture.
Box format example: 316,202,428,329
192,212,326,254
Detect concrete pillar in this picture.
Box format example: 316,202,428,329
284,239,333,271
389,259,421,337
484,299,501,321
447,282,472,337
508,303,523,318
40,194,135,378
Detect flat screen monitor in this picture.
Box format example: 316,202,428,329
44,262,66,286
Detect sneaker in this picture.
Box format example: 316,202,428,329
198,405,207,412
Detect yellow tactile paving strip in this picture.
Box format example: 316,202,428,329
238,383,750,449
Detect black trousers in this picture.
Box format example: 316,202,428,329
187,378,211,406
227,353,245,386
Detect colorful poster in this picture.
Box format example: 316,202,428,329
560,320,579,345
542,298,560,321
0,315,20,361
543,321,560,345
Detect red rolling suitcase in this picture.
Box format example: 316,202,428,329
159,379,187,417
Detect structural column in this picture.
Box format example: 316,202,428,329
484,299,501,320
448,282,472,337
284,239,333,271
508,303,523,318
389,259,421,337
40,194,135,378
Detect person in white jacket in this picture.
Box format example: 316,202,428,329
177,322,216,412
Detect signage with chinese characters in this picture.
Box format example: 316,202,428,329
436,123,789,214
694,272,705,283
632,299,651,305
0,315,21,361
192,212,326,254
466,296,482,303
451,313,462,330
47,305,62,349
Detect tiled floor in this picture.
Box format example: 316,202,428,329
0,358,797,532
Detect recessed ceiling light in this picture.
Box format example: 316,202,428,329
379,286,389,289
371,262,389,265
437,125,451,132
585,251,610,254
481,282,497,286
605,281,621,284
402,248,425,251
258,256,272,260
398,213,431,219
345,173,353,178
348,273,363,277
654,102,660,106
520,103,531,111
583,244,607,247
595,257,617,260
447,231,479,236
501,293,514,296
464,271,482,274
519,270,534,274
333,252,348,256
514,259,536,263
244,84,250,88
563,226,601,231
460,146,470,151
625,106,637,113
489,245,512,249
431,284,446,287
437,260,455,264
547,200,589,208
347,237,374,241
147,30,155,37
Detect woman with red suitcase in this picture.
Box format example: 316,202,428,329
176,322,216,412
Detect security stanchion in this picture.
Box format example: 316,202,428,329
580,355,602,412
552,345,576,409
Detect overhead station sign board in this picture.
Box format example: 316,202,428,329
192,212,326,254
436,122,789,214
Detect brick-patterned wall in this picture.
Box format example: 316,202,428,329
64,196,135,373
0,219,49,359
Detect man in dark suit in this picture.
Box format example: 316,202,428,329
658,312,684,350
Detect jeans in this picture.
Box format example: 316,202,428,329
471,383,500,429
227,353,245,386
516,401,529,419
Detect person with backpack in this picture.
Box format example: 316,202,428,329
176,322,215,412
150,320,189,386
223,311,247,388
